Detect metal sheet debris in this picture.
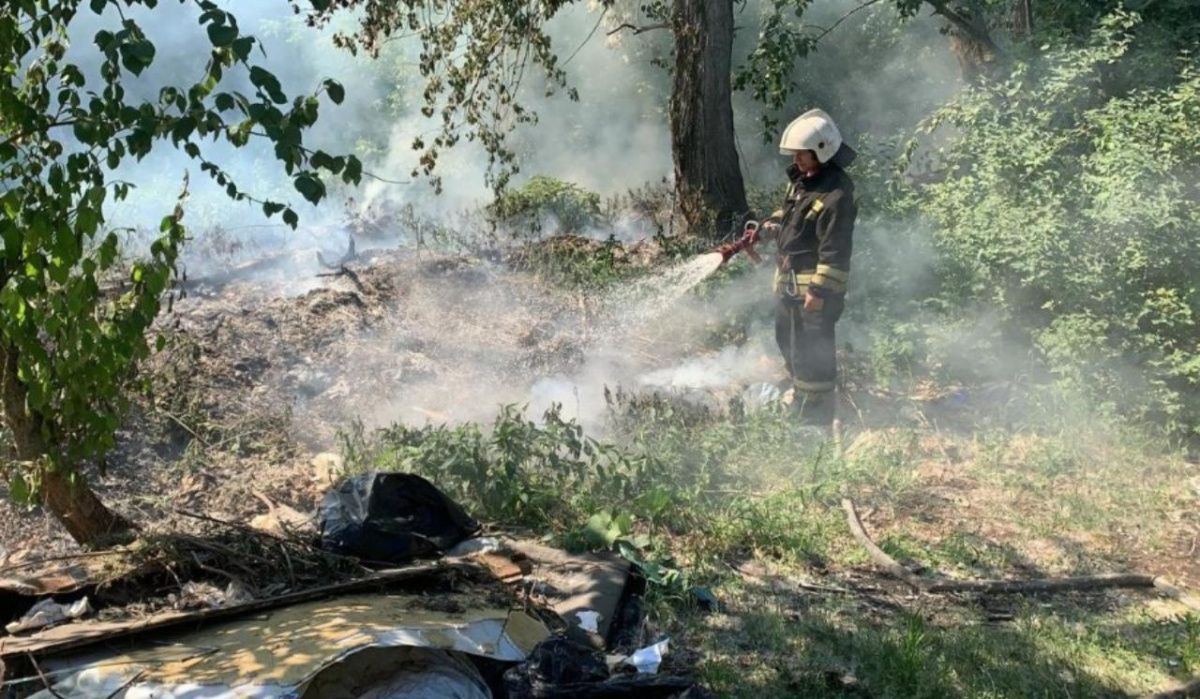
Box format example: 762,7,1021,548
0,563,456,660
23,592,548,699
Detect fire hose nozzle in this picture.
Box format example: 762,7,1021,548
717,220,763,264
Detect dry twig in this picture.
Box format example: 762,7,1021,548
841,499,1200,608
1142,678,1200,699
25,654,64,699
100,671,145,699
606,21,670,36
841,499,924,591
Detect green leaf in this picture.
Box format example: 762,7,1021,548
249,66,286,104
310,150,334,170
120,39,157,76
343,156,363,184
582,511,616,548
207,23,237,47
89,0,108,14
77,206,99,236
9,473,31,505
324,79,345,105
293,172,325,205
231,37,255,62
282,208,299,229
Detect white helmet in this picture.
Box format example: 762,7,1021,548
779,108,843,163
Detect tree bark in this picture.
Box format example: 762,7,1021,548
1010,0,1033,40
1,340,131,546
670,0,748,238
924,0,1002,82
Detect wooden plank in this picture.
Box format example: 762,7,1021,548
0,562,461,661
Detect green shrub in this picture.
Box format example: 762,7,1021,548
487,175,604,235
911,12,1200,438
505,234,635,289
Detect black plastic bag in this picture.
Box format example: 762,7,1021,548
503,636,702,699
319,472,480,565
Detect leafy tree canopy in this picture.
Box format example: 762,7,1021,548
0,0,359,540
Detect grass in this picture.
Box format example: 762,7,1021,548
688,598,1196,698
326,231,1198,697
336,382,1199,696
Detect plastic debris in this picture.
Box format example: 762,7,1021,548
575,610,601,634
319,472,480,565
689,587,720,613
504,636,695,699
446,537,502,557
626,638,669,674
5,597,93,635
317,648,491,699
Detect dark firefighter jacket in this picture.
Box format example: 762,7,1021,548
768,162,856,298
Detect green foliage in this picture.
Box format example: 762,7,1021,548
338,404,663,533
487,176,604,235
735,0,817,133
0,1,358,511
339,393,894,576
307,0,582,192
911,12,1200,437
506,235,637,289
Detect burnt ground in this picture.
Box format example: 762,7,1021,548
0,240,711,558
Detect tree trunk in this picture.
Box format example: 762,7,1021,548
1,341,131,546
1010,0,1033,40
925,0,1002,82
670,0,748,238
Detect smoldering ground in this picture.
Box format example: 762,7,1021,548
51,0,1123,443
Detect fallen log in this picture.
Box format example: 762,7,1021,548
840,499,1199,609
1142,677,1200,699
927,574,1156,594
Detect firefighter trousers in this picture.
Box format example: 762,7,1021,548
775,293,844,426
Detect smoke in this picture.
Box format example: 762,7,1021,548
74,0,1078,438
733,0,962,185
338,252,782,435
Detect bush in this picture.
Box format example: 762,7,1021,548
910,12,1200,438
487,175,605,235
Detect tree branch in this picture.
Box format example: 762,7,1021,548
923,0,1000,54
1142,677,1200,699
1,120,79,149
841,499,1200,608
606,22,670,37
563,8,607,67
811,0,884,43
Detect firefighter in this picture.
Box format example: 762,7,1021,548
762,109,857,427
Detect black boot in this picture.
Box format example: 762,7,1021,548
794,390,835,428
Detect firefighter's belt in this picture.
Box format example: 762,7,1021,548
774,269,814,295
794,379,836,393
775,265,848,295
